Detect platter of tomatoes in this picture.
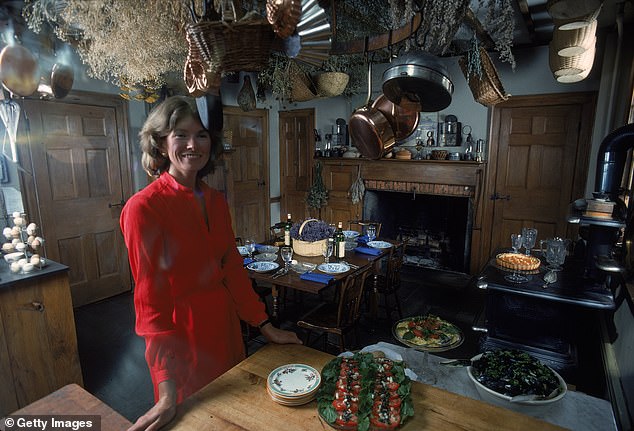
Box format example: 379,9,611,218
392,315,463,352
317,351,414,431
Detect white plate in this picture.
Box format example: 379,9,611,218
246,261,279,273
267,363,321,397
237,246,248,256
254,253,278,262
343,230,360,239
317,262,350,274
367,240,393,249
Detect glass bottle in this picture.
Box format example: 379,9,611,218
334,221,346,259
284,213,293,246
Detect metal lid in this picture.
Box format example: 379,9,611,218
382,51,453,112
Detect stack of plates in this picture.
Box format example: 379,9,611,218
266,363,321,406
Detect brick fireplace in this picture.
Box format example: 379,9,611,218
356,159,485,275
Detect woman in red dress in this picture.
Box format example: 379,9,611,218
120,96,301,430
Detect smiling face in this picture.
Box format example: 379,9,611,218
162,115,211,187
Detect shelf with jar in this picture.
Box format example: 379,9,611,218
1,211,47,274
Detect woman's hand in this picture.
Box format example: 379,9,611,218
260,322,303,345
127,380,177,431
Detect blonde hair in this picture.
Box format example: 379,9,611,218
139,96,220,178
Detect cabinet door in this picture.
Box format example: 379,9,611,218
321,162,362,224
279,109,314,222
0,272,83,414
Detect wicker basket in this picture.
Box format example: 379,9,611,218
289,60,318,102
186,15,275,73
549,40,596,76
315,72,349,97
551,20,597,57
292,219,328,257
459,47,510,107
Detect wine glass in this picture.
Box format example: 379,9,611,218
322,239,333,263
521,228,537,255
280,246,293,270
245,239,256,258
366,225,377,242
511,234,523,253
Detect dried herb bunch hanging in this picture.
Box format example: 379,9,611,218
26,0,193,87
464,34,483,79
416,0,471,55
479,0,516,69
306,161,328,210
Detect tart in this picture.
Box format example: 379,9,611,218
496,253,541,271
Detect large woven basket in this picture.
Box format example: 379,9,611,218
289,60,318,102
292,219,328,257
315,72,349,97
459,47,510,107
186,16,275,73
549,40,596,76
551,20,597,57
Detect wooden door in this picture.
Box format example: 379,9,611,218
18,93,132,307
279,109,314,222
480,93,595,267
321,161,363,225
224,106,269,242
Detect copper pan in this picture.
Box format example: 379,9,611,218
0,44,39,97
348,62,396,160
371,94,419,141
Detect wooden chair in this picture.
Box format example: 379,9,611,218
297,266,372,353
348,220,382,237
366,242,406,322
269,222,285,243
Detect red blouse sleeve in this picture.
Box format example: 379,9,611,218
120,195,179,385
211,192,268,327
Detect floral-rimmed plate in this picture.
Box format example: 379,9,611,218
267,363,321,397
367,240,393,249
257,245,279,254
317,262,350,274
343,230,360,239
237,246,248,256
246,261,279,273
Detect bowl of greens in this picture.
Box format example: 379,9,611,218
467,349,567,407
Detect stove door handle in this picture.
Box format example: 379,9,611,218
471,326,488,333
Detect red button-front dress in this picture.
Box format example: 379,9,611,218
120,173,267,402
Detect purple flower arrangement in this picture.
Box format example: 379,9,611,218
290,219,334,242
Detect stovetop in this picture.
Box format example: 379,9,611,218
478,251,616,310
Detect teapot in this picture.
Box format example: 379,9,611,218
540,237,571,270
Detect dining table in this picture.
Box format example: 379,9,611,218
245,239,398,320
165,343,567,430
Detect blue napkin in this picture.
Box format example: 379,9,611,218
300,272,334,284
254,244,266,251
356,235,369,244
354,246,382,256
243,257,255,266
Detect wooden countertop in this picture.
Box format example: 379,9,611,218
167,344,566,431
3,384,132,431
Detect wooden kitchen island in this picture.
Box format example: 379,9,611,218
167,343,566,431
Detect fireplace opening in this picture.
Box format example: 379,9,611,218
363,190,473,273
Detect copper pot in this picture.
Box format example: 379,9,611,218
348,62,396,160
0,45,39,97
371,94,419,141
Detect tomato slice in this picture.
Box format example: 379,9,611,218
335,413,358,427
387,382,400,391
332,399,347,411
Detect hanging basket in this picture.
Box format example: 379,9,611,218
292,219,328,257
314,72,349,98
550,20,597,57
289,60,318,102
186,15,275,73
459,47,510,107
549,40,596,76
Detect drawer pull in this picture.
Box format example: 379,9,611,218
31,301,45,312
